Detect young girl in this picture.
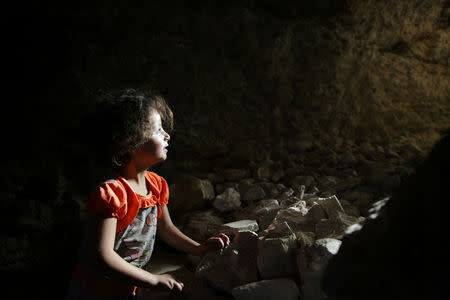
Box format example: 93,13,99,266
66,88,229,299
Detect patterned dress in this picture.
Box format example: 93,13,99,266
66,171,169,300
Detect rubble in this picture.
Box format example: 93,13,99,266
169,160,391,299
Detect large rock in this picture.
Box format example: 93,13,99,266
297,238,342,300
245,199,281,231
195,230,259,293
181,210,224,243
315,211,364,239
232,278,300,300
316,195,345,218
232,199,280,231
169,176,215,214
257,222,298,279
273,207,312,233
213,187,241,212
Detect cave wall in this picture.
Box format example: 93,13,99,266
1,0,448,297
53,0,448,165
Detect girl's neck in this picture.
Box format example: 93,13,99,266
119,163,148,187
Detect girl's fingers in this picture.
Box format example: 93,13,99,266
219,233,230,246
208,237,223,249
173,281,183,292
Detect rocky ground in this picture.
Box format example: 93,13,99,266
134,144,424,299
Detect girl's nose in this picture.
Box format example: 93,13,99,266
165,131,170,141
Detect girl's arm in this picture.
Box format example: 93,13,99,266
157,205,229,256
86,215,183,291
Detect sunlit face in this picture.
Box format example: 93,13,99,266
132,110,170,168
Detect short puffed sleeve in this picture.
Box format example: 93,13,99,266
86,180,128,219
145,171,169,211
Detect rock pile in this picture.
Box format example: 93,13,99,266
168,160,389,299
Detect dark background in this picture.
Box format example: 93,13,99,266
1,0,448,298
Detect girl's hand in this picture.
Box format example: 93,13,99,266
196,233,230,256
152,274,184,292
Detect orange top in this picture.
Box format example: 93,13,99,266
86,171,169,232
74,171,169,297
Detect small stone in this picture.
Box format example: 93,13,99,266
243,185,266,202
238,179,256,197
254,199,280,214
255,165,271,181
271,168,284,182
315,238,342,255
306,202,327,223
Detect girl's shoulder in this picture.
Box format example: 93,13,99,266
93,177,125,193
145,171,169,205
145,171,168,185
86,177,128,220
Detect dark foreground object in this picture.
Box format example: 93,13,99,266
322,132,450,300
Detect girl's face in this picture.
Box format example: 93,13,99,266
132,110,170,168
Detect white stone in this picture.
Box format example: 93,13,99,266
272,206,314,234
260,221,294,238
254,199,279,214
314,238,342,255
219,219,259,235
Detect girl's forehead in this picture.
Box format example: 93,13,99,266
148,110,162,123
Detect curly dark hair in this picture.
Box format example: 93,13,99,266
87,88,174,170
